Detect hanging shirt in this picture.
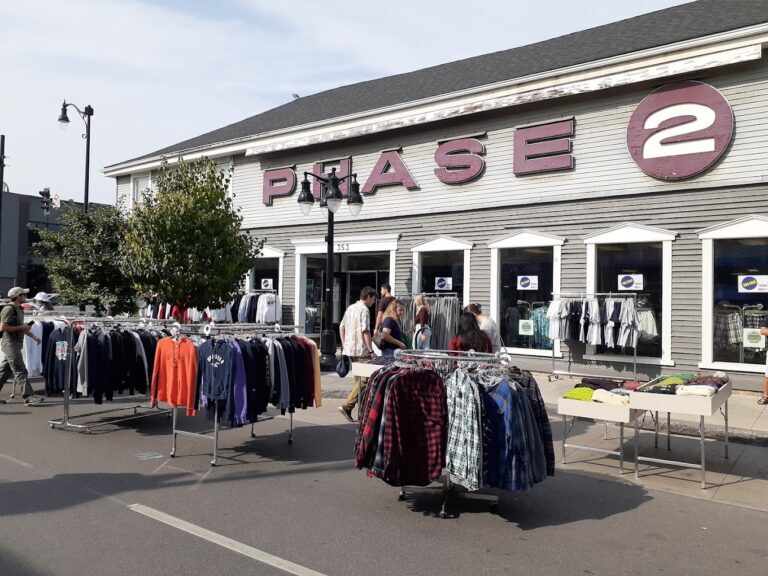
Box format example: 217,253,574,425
446,369,482,491
151,337,198,415
22,321,44,377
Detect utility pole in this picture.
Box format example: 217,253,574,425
0,135,5,268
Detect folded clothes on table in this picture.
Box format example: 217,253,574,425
622,381,644,391
563,387,594,402
577,377,621,391
675,384,717,397
592,388,630,406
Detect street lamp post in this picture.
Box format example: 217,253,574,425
57,101,94,212
298,168,364,370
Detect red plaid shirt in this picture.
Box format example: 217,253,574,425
376,370,446,487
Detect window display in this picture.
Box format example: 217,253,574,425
250,258,279,292
596,243,662,358
713,238,768,364
420,251,463,296
498,247,553,350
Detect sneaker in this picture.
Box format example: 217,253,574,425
338,405,355,423
24,396,44,405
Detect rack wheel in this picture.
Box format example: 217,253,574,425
398,491,406,501
489,501,499,514
210,461,217,467
49,423,54,429
439,511,448,519
288,438,293,445
170,451,176,458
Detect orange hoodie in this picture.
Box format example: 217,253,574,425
151,337,198,415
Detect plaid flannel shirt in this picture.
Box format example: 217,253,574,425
446,369,482,491
510,370,555,476
378,369,446,487
714,311,742,346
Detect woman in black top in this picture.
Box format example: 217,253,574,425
379,299,406,356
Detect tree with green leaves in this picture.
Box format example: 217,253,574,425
122,157,263,311
34,202,137,315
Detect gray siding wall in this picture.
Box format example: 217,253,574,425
116,176,130,210
248,184,768,392
234,56,768,230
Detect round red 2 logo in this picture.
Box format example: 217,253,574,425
627,81,734,181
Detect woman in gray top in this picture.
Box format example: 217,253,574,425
465,303,502,352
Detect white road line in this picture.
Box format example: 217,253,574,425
0,454,33,468
128,503,330,576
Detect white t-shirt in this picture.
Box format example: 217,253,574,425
340,300,371,357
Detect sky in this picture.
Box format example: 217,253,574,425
0,0,691,206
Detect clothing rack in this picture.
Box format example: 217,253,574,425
415,292,459,297
47,316,174,432
169,323,305,466
390,348,510,518
549,292,641,383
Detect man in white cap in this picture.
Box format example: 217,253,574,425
0,287,43,404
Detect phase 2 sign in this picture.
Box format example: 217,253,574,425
626,81,734,181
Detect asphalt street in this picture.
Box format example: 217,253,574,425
1,396,767,576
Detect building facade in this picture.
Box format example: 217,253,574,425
105,1,768,390
0,191,61,295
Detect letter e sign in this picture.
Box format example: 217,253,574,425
626,81,733,181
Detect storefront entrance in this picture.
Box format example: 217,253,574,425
294,237,398,339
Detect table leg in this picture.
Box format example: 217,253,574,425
667,412,671,451
634,417,639,479
562,415,567,465
654,411,659,449
700,415,706,490
619,422,625,475
724,400,729,460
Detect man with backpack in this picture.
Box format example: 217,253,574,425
0,287,43,405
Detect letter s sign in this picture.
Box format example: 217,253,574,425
626,81,733,181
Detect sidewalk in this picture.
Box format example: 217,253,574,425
322,371,768,445
318,370,768,512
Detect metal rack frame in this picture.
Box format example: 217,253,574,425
549,292,641,382
48,316,175,432
169,323,306,466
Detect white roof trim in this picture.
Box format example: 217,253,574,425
103,26,768,177
697,215,768,239
259,245,285,258
488,229,566,248
583,222,677,244
411,235,474,252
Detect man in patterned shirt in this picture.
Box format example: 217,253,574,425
338,286,377,421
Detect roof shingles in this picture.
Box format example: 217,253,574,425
112,0,768,167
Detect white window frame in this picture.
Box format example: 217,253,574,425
488,230,565,358
410,236,473,307
130,173,151,211
250,245,284,297
292,234,400,332
584,222,676,366
698,215,768,373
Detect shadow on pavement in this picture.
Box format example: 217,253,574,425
0,546,56,576
400,470,652,527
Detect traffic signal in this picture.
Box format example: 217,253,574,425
39,187,51,215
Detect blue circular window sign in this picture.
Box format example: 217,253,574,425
520,277,531,288
621,275,635,288
742,276,758,291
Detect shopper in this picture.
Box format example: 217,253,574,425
759,327,768,405
378,299,407,356
465,303,503,352
413,294,431,349
33,292,57,312
449,312,493,353
374,283,395,333
0,287,43,405
338,286,377,422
